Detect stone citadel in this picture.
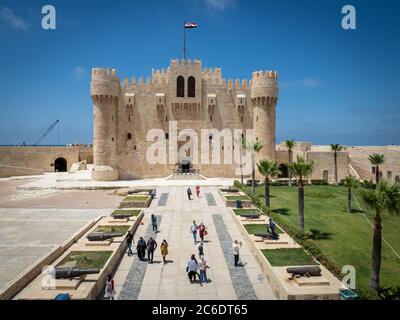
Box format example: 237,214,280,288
0,59,399,184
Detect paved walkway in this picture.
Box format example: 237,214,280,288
112,186,276,300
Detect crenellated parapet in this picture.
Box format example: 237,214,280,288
90,68,120,103
251,70,279,106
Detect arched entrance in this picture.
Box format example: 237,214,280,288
278,163,289,178
180,159,191,173
323,170,329,182
54,157,67,172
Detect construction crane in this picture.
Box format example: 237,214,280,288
20,119,60,146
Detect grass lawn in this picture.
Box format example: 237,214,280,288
94,225,130,234
225,195,251,201
242,184,400,299
111,209,142,216
123,195,150,202
57,251,113,269
262,248,317,266
233,208,262,215
244,224,283,234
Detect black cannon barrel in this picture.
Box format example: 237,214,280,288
240,213,261,219
54,267,100,279
287,266,321,277
254,233,270,238
86,232,124,241
112,214,133,219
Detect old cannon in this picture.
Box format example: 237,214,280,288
254,232,279,241
240,213,261,220
86,232,124,241
286,266,322,279
112,213,133,220
54,267,100,279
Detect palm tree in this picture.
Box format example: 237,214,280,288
369,154,385,186
257,160,281,209
243,139,263,194
289,156,315,233
360,180,400,292
285,140,296,187
343,176,359,213
330,144,344,185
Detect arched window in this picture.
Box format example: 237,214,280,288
188,76,195,97
395,176,400,184
177,76,184,97
127,133,132,140
323,170,329,182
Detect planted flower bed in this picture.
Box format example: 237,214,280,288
244,224,283,235
57,251,113,269
261,248,317,267
94,225,130,234
224,194,253,208
120,195,152,208
111,209,142,217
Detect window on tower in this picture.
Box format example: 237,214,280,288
177,76,184,97
188,76,195,97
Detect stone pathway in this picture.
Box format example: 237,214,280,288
212,214,257,300
118,215,162,300
112,186,276,300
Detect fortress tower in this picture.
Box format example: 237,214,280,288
90,68,120,180
251,70,279,166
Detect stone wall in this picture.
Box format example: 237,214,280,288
0,145,93,178
91,59,278,180
348,146,400,183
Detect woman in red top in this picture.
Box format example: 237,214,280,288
195,185,200,197
198,222,206,242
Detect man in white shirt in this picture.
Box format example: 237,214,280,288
232,240,242,267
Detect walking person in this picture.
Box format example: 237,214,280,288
151,214,158,233
160,239,169,264
268,218,278,240
187,187,193,200
187,254,202,286
126,231,134,256
147,237,158,263
198,222,206,242
198,240,204,257
195,185,200,197
233,240,242,267
136,237,146,261
190,220,198,244
198,255,208,284
104,274,116,300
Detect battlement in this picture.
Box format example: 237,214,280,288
92,68,119,80
252,70,278,80
170,58,202,69
91,67,120,98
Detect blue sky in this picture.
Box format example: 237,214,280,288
0,0,399,146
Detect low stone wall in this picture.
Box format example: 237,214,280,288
230,209,341,300
0,146,92,178
0,216,102,300
15,210,144,300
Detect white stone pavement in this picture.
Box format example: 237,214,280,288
111,186,276,300
12,170,235,190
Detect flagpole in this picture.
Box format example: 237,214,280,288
183,21,186,60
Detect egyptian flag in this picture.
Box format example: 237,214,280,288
184,22,198,29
